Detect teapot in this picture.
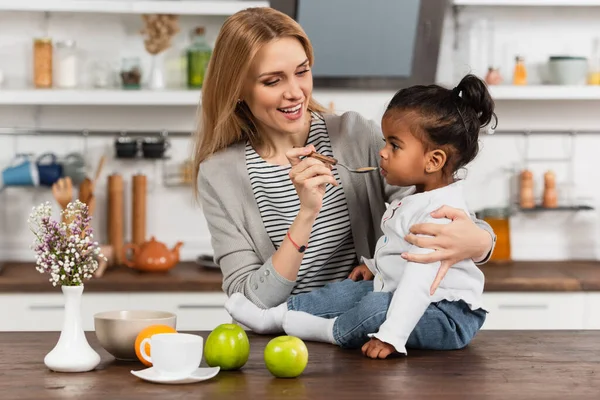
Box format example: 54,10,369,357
122,236,183,272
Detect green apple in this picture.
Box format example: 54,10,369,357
264,336,308,378
204,323,250,370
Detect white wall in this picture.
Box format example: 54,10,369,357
0,5,599,261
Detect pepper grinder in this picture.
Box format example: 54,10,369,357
108,174,124,265
519,169,535,209
543,170,558,208
132,173,147,245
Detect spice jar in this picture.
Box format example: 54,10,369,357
120,57,142,89
55,40,79,88
33,38,53,88
482,207,512,263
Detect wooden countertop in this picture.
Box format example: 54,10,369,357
0,261,223,293
1,260,600,293
1,331,599,399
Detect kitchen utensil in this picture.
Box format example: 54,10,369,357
87,194,96,216
543,170,558,208
108,174,124,265
0,154,39,188
519,170,534,209
51,177,73,210
36,153,62,187
132,174,147,245
130,366,220,385
60,152,86,185
122,236,183,272
94,244,113,278
91,155,105,191
142,137,169,159
94,310,177,361
548,56,588,85
78,178,93,204
115,136,139,158
308,152,377,174
79,155,106,204
137,333,203,378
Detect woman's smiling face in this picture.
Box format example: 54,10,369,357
242,37,314,139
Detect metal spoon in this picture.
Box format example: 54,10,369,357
308,152,378,174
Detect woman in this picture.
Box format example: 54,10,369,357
193,7,495,309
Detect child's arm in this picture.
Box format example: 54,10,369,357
369,246,438,355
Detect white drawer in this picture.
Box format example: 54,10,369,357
128,292,231,331
0,293,129,331
481,293,586,330
583,293,600,329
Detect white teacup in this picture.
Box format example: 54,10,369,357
139,333,203,378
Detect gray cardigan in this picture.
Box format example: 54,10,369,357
198,111,495,308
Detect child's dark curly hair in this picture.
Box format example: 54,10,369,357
384,74,498,177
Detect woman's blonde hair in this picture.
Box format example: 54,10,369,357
192,7,326,196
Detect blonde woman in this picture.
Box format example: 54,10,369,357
193,7,495,310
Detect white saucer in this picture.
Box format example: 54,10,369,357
131,366,220,384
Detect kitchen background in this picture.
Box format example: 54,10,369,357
0,0,598,264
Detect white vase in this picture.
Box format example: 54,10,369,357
148,53,165,90
44,285,101,372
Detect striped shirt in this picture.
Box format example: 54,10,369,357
245,113,357,294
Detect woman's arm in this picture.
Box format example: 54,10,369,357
199,169,295,308
198,146,337,308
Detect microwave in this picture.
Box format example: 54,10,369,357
268,0,449,90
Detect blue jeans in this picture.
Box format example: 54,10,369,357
287,278,487,350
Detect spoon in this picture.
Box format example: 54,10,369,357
308,152,378,174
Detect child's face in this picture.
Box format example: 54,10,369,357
379,114,429,187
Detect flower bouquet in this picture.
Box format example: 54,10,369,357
28,200,105,372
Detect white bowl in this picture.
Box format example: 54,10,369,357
94,310,177,361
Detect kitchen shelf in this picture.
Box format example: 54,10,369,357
454,0,600,6
518,205,594,212
0,1,269,15
0,89,201,106
489,86,600,100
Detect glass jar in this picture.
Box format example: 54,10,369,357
55,40,79,88
120,57,142,89
482,207,512,263
91,60,112,88
186,27,212,89
33,38,53,88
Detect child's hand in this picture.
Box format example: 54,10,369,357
348,264,374,281
361,338,396,359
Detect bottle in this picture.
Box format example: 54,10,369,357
187,27,212,89
512,56,527,85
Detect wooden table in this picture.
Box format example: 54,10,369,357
2,260,600,293
1,331,599,399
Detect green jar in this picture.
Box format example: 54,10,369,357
187,27,212,89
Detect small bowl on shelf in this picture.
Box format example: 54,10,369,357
94,310,177,361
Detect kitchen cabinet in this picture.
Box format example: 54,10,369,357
0,292,231,332
481,293,586,330
1,291,598,332
583,293,600,329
